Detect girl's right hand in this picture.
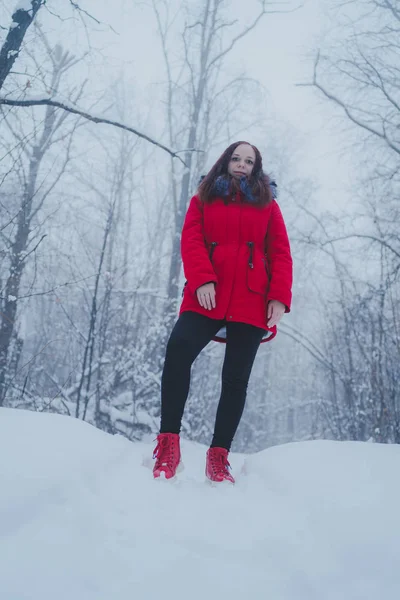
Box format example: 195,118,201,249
196,282,216,310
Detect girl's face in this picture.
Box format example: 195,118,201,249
227,144,256,179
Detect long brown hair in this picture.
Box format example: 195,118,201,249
198,141,273,207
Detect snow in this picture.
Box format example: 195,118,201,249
13,0,33,15
0,407,400,600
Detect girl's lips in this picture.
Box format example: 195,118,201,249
234,171,245,176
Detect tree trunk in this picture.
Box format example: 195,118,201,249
0,150,42,404
76,203,115,421
0,48,76,405
165,72,207,320
0,0,44,91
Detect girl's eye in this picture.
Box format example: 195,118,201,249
231,156,238,161
246,160,253,165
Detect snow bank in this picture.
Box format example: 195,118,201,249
0,407,399,600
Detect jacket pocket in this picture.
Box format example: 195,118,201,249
246,242,268,295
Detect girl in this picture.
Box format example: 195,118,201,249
153,141,293,483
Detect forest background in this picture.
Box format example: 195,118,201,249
1,0,399,451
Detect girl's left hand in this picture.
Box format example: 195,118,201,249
267,300,286,328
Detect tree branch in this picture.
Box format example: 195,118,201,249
68,1,102,25
0,96,188,163
0,273,98,302
207,0,303,73
297,51,400,156
279,322,342,377
320,233,400,261
20,233,47,263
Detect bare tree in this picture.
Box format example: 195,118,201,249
0,2,183,159
299,0,400,270
306,1,400,162
295,198,400,443
0,42,84,405
291,0,400,441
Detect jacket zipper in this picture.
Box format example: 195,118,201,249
247,241,254,269
209,241,218,261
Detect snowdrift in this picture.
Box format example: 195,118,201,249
0,407,399,600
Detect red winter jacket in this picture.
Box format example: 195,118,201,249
179,193,293,343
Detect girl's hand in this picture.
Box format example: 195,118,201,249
267,299,285,328
196,282,216,310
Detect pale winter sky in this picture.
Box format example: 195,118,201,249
1,0,354,209
11,0,354,208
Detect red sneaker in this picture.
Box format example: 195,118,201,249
206,447,235,484
153,433,181,479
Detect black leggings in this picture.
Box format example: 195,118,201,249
160,311,265,450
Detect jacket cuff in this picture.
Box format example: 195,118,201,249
188,276,218,295
267,296,291,314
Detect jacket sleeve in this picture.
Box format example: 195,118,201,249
264,200,293,312
181,195,218,294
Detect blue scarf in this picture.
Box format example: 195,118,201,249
211,175,277,203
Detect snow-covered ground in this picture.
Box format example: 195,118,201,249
0,407,399,600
